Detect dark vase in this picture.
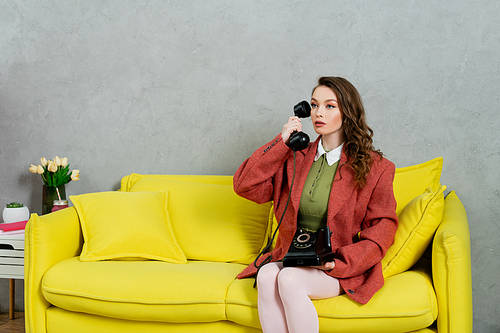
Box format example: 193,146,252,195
42,185,66,215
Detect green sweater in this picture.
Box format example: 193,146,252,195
298,154,339,232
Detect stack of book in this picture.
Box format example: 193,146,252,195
0,220,28,235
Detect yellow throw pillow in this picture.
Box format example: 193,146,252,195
70,191,187,263
129,178,272,265
382,185,446,277
393,157,443,214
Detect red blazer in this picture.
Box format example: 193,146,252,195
234,134,398,304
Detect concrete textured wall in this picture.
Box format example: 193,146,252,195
1,0,499,330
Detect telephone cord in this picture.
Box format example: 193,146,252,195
252,150,297,286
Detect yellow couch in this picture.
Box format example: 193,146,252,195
24,157,473,333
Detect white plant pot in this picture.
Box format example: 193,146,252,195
2,206,30,223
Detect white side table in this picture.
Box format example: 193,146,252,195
0,231,24,319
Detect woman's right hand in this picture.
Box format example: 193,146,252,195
282,116,302,144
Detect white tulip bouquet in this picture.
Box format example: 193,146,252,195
29,156,80,187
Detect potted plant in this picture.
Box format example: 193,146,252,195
29,156,80,214
2,202,30,223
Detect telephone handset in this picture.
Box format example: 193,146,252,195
287,101,311,151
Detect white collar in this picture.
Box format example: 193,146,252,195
314,139,344,166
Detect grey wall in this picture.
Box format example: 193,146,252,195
1,0,498,330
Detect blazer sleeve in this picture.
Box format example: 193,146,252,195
328,162,399,279
233,134,291,204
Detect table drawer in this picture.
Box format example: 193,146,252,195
0,239,24,250
0,264,24,278
0,249,24,258
0,257,24,265
0,233,25,280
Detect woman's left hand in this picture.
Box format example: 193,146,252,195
315,261,335,271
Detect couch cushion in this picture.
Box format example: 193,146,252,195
127,177,273,265
70,191,186,263
46,307,263,333
226,269,437,332
120,174,234,191
393,157,443,214
45,306,437,333
42,257,246,323
382,185,446,277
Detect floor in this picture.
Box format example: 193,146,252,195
0,312,24,333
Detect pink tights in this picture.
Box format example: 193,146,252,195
256,262,342,333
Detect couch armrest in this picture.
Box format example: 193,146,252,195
24,207,83,333
432,191,473,333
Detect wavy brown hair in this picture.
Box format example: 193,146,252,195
313,77,382,187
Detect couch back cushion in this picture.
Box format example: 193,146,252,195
123,174,272,265
393,157,443,214
120,156,443,270
121,174,234,191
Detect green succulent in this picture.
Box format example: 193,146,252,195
6,202,25,208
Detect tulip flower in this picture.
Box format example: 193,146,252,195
29,164,38,174
48,161,58,172
30,155,80,187
71,170,80,181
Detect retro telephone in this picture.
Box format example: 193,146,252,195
282,227,334,267
286,101,311,151
282,101,335,266
252,101,333,278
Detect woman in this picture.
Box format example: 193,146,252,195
233,77,398,333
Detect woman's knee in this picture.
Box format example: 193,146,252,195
277,267,302,295
279,267,343,300
256,262,282,291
